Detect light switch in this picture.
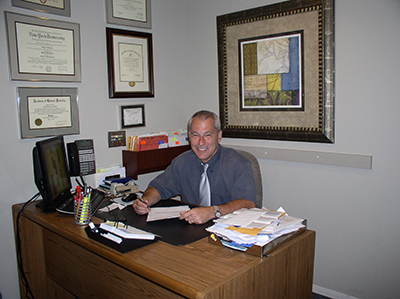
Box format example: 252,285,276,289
108,131,126,148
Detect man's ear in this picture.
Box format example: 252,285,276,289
217,130,223,143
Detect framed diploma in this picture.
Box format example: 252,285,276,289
11,0,71,17
121,105,145,128
17,87,79,139
5,12,81,82
106,0,151,29
106,28,154,98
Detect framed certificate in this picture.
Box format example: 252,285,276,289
17,87,80,139
5,12,81,82
106,28,154,98
106,0,151,29
11,0,71,17
121,105,145,128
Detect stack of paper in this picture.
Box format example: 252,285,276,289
166,129,189,147
206,208,305,251
127,129,189,151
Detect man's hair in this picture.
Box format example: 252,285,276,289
188,110,221,132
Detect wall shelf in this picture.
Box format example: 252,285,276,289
122,145,190,180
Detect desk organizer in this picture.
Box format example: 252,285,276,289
74,200,91,225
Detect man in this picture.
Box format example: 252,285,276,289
134,110,256,224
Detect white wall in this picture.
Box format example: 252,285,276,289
1,1,399,298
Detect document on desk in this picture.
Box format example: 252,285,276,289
99,222,156,240
147,205,190,222
217,208,285,228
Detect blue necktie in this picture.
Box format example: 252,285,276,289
199,163,211,206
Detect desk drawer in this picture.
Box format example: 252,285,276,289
43,228,184,299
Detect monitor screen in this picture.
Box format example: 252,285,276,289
33,136,72,212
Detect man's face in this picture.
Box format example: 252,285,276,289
189,116,222,163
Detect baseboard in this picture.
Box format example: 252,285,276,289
313,285,360,299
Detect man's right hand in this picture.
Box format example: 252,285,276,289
133,197,150,215
133,187,161,215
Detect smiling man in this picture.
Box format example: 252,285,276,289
134,110,256,224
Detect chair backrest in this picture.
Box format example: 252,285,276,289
236,150,263,208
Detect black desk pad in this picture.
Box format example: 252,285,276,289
95,199,214,246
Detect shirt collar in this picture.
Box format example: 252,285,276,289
197,145,222,169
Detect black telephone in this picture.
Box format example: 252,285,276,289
67,139,96,176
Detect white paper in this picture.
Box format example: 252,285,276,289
147,205,190,222
16,22,75,75
28,96,72,129
100,222,155,240
217,208,284,228
112,0,147,22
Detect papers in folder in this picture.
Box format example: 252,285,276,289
206,208,305,251
99,222,156,240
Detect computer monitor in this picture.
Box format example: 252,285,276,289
33,135,72,212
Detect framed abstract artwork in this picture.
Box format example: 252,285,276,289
217,0,335,143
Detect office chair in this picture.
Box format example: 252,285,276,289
236,150,263,208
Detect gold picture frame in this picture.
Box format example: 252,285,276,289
217,0,335,143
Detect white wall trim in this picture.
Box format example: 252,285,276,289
224,144,373,169
313,285,360,299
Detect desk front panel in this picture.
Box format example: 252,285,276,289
44,228,184,299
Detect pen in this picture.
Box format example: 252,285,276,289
89,222,99,233
138,197,149,208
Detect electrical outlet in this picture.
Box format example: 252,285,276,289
108,131,126,148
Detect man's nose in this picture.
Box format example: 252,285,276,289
199,135,206,144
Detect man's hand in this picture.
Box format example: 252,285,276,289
179,199,256,224
179,206,215,224
133,197,151,215
133,187,161,215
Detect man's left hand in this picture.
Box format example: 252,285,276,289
179,206,214,224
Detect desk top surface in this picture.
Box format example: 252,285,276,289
14,202,314,299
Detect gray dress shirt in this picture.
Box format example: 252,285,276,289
148,145,256,206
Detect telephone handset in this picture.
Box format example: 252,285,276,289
67,139,96,176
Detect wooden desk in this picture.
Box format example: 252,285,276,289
13,203,315,299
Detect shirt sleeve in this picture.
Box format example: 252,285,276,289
148,160,180,200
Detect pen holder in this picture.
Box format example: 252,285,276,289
74,199,91,225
